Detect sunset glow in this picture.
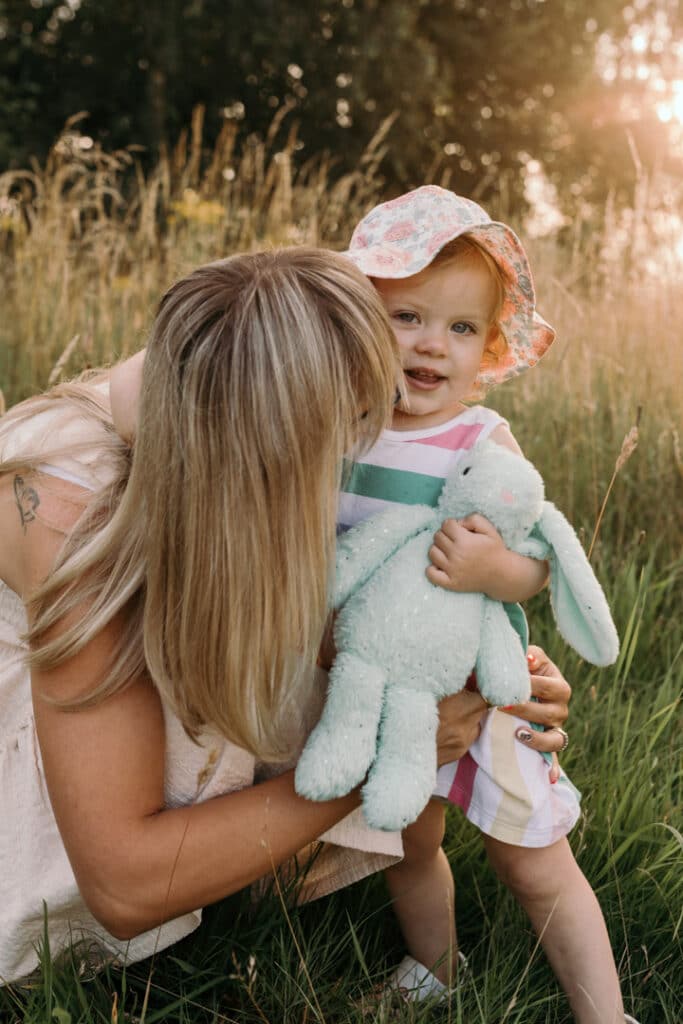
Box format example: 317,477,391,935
656,80,683,124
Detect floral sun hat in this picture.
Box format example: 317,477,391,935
345,185,555,387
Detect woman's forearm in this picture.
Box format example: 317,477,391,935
84,771,361,940
29,607,362,945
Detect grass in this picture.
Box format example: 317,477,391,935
0,112,681,1022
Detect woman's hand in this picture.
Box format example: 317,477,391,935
436,688,488,765
501,644,572,783
435,646,572,780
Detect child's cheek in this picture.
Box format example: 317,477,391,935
394,331,414,357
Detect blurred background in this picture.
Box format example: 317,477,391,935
1,0,683,215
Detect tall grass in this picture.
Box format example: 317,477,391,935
0,112,680,1023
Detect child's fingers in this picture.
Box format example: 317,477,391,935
428,540,451,568
436,518,462,542
431,526,462,556
458,513,500,538
425,563,452,587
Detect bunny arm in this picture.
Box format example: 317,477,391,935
334,503,436,608
534,501,620,666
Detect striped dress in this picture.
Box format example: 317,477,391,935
338,405,580,848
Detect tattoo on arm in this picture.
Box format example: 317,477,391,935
13,474,40,532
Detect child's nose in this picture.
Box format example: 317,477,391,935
415,326,448,355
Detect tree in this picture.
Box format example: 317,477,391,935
1,0,678,213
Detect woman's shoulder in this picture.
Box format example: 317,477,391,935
0,376,127,595
0,470,90,599
0,376,119,490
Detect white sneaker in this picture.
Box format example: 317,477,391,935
386,953,467,1004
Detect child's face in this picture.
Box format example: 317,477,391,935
375,256,498,430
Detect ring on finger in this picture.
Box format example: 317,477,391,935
547,726,569,751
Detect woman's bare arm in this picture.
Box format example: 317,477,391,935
33,658,362,940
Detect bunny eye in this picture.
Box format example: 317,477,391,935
462,466,472,475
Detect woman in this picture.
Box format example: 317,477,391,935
0,248,571,984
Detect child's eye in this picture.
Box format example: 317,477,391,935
451,321,476,335
394,311,419,324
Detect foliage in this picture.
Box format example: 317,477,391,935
1,0,680,210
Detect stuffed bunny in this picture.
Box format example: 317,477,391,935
294,441,619,831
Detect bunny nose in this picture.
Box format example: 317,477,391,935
501,489,515,504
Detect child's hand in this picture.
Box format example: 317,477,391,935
426,514,506,593
427,515,548,602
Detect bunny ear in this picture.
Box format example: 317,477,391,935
536,502,619,666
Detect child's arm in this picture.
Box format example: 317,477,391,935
426,424,549,602
109,349,145,441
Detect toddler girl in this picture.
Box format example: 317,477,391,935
342,186,638,1024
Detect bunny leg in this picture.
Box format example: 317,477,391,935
361,685,439,832
294,652,386,801
475,599,530,706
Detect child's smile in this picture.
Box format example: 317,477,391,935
404,366,447,389
375,257,498,430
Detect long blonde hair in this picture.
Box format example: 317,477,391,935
3,249,399,760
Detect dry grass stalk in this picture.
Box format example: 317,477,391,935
615,425,640,473
47,334,81,387
588,412,641,560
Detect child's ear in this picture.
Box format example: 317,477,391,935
485,322,502,351
480,324,506,371
109,349,145,442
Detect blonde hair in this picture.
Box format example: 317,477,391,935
3,249,399,760
431,234,509,370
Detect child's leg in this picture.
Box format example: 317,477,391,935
384,799,458,987
485,835,624,1024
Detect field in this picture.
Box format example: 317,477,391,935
0,115,681,1023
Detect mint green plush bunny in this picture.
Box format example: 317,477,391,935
295,441,619,832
